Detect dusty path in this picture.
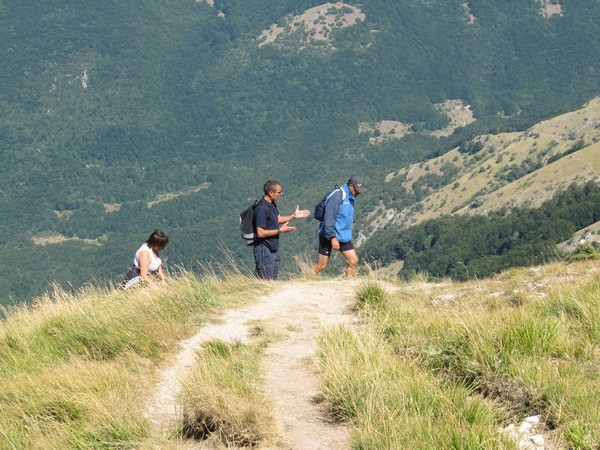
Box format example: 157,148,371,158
144,280,359,449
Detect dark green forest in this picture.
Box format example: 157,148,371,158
1,1,599,304
363,182,600,280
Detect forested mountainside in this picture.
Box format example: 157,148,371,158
362,98,600,279
1,0,599,303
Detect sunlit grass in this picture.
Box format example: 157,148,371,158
178,339,276,447
0,269,266,449
2,256,600,448
317,259,600,449
318,325,513,449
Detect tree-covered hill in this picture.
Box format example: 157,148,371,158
364,181,600,280
1,0,599,303
361,98,600,280
369,97,600,233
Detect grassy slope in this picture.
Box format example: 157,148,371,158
319,257,600,449
481,141,600,211
378,97,600,230
1,257,599,448
0,271,267,448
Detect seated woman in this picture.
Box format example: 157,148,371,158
121,229,169,289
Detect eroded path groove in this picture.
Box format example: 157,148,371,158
144,280,358,449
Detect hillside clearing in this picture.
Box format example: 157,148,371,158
147,183,212,208
257,2,365,49
31,232,101,246
539,0,563,18
359,99,476,144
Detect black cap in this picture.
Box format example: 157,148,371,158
348,176,366,193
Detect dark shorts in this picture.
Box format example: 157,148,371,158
318,236,355,256
253,242,280,280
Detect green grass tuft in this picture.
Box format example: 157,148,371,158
354,281,388,311
319,260,600,448
178,339,275,447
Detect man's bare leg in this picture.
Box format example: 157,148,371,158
342,249,359,278
312,253,330,274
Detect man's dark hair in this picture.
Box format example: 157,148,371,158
263,179,281,195
146,229,169,249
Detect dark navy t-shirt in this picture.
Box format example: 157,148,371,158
254,198,279,252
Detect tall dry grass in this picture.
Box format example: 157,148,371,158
0,269,266,449
4,255,599,448
318,260,600,448
178,338,276,447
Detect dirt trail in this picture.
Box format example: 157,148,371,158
144,280,359,449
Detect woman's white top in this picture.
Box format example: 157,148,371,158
134,243,162,272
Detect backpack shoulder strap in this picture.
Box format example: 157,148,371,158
326,186,345,203
253,199,272,223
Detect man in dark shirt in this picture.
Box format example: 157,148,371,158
253,179,310,280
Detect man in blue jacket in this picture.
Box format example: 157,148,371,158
312,176,366,277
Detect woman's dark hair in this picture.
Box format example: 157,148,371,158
146,229,169,249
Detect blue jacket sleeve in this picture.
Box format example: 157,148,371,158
322,190,343,239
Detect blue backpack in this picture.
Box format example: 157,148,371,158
313,186,345,222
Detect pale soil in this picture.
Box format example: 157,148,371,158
103,203,122,213
361,99,476,145
538,0,563,18
462,2,476,24
144,279,360,449
258,2,365,48
358,120,413,144
147,182,211,208
31,233,100,246
430,99,476,138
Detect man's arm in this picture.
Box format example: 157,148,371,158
278,205,311,224
255,203,296,238
322,190,343,239
256,226,282,238
254,204,271,238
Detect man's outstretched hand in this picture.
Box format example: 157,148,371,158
280,222,296,233
293,205,311,219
